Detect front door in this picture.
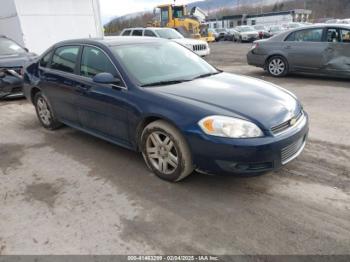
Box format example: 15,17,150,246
322,27,350,76
74,46,130,145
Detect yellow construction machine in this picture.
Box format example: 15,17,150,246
150,4,215,42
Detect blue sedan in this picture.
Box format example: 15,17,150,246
23,37,309,182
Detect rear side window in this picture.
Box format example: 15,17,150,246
144,30,157,37
132,30,143,36
51,46,79,73
122,30,131,36
40,51,53,68
80,46,117,77
286,28,323,42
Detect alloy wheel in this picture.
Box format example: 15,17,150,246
146,131,179,175
37,97,52,126
269,58,286,76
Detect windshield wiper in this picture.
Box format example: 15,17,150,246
141,79,190,87
191,71,222,80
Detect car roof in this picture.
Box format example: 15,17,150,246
53,36,167,48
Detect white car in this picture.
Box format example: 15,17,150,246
120,27,210,57
235,26,259,42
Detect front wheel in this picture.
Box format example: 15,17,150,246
34,92,62,130
267,56,289,77
141,120,194,182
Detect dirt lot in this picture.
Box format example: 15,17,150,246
0,42,349,255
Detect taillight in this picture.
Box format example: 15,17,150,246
251,42,259,50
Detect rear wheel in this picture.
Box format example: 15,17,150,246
141,120,194,182
267,56,289,77
34,92,62,130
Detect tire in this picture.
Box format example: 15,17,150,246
266,56,289,77
34,92,62,130
141,120,194,182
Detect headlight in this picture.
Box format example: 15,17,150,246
198,116,264,138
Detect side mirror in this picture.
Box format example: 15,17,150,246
93,72,121,86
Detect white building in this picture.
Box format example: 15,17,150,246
0,0,103,54
208,9,312,29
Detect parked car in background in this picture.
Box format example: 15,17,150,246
340,19,350,24
227,28,241,41
253,25,271,39
268,25,285,37
24,37,308,182
215,28,230,41
120,27,210,56
282,22,304,30
235,26,259,42
247,24,350,78
0,35,36,98
208,28,219,41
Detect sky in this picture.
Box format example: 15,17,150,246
99,0,199,23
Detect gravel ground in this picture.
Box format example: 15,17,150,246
0,42,349,255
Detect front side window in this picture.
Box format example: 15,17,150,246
111,42,217,86
0,37,26,56
51,46,79,73
340,29,350,43
326,28,340,42
40,51,53,68
286,28,323,42
80,46,117,78
144,30,157,37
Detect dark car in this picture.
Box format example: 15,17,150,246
23,37,309,182
0,36,37,98
247,24,350,77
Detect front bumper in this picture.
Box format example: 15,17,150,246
186,113,309,175
0,75,24,98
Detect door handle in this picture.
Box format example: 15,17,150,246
75,84,90,93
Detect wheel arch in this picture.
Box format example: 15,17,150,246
30,87,41,104
135,115,183,152
265,53,289,68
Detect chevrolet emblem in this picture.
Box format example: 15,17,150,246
290,118,297,126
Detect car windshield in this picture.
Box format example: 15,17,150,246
111,41,218,86
155,29,183,39
236,26,254,32
0,38,26,56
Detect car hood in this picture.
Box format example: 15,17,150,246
240,31,259,36
172,38,207,46
0,52,37,68
151,73,300,130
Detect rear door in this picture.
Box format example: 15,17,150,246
322,27,350,76
284,27,328,71
74,45,130,145
39,45,82,125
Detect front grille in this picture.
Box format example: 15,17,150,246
271,111,303,135
281,136,306,165
193,44,207,51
